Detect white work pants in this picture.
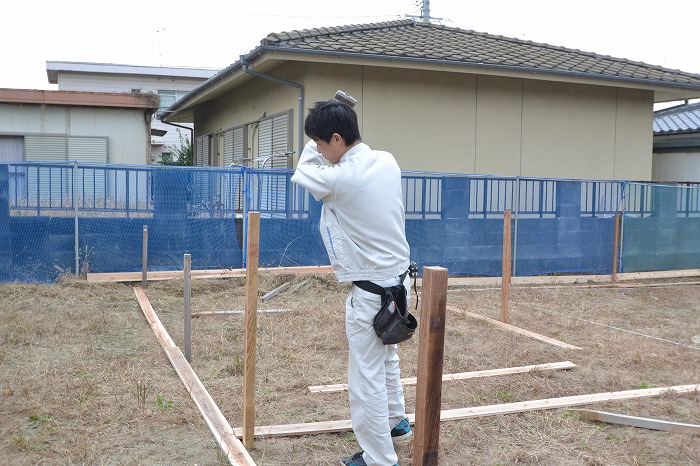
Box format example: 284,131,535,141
346,280,408,466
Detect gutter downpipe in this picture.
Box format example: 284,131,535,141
239,55,305,161
159,119,195,164
239,56,305,267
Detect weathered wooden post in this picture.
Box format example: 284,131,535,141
612,212,622,282
184,253,192,362
242,211,260,449
142,225,148,288
413,266,448,466
502,209,512,323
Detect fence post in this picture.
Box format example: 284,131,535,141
73,161,79,275
142,225,149,288
413,266,448,466
242,211,260,449
0,165,9,274
184,253,192,362
502,209,512,323
611,213,621,282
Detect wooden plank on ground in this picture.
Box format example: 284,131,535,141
447,306,582,350
308,361,577,393
616,269,700,281
192,309,290,318
233,384,700,438
572,409,700,435
133,287,256,466
88,265,333,282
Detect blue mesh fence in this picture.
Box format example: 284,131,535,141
1,162,699,283
621,182,700,271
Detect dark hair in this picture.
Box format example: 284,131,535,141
304,99,361,145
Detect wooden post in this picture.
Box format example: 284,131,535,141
141,225,148,288
242,211,260,449
413,266,448,466
612,212,621,282
501,209,512,323
184,253,192,362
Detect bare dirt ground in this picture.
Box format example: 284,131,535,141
1,273,698,465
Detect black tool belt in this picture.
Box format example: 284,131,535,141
353,269,416,345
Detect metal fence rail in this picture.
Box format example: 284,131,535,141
9,162,700,219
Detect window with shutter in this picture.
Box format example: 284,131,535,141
195,135,209,166
221,126,246,166
255,110,292,168
68,137,108,205
24,136,68,205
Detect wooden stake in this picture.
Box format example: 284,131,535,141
612,212,621,282
502,209,512,323
142,225,148,288
132,287,256,465
414,266,448,466
242,212,260,450
184,253,192,362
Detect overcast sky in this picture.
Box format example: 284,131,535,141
1,0,699,91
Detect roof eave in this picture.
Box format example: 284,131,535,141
162,45,700,122
263,47,700,93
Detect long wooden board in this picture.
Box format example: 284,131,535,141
447,306,582,350
572,409,700,435
91,267,700,285
89,265,333,282
308,361,577,393
233,384,700,438
133,287,256,466
192,309,290,318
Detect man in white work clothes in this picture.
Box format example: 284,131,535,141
291,99,413,466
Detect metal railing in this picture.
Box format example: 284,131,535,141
6,162,700,220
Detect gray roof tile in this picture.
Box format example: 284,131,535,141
260,20,700,87
654,102,700,134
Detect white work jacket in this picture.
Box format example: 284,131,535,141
291,141,410,282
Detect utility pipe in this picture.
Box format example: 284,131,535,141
240,56,305,160
160,120,195,164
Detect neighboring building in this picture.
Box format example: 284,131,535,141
163,20,700,180
46,61,218,163
652,101,700,182
0,88,159,164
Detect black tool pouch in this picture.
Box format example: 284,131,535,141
354,269,418,345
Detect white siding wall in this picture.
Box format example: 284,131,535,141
0,103,150,164
653,151,700,182
56,72,210,161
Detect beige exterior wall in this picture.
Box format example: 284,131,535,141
614,88,654,180
195,62,309,164
196,61,655,180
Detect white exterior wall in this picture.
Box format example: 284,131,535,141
0,103,150,164
653,151,700,182
53,69,214,162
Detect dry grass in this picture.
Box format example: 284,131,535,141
0,274,698,465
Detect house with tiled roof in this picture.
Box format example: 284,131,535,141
162,20,700,180
652,101,700,181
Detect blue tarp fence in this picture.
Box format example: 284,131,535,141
1,162,699,283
